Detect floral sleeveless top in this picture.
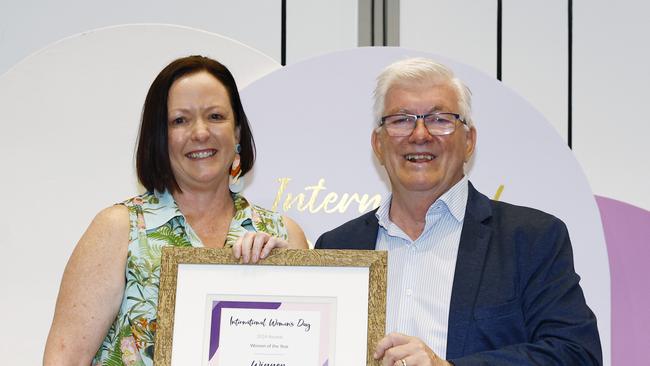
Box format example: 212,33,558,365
92,190,288,366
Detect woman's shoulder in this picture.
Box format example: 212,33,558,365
121,191,160,208
93,204,130,229
79,205,130,252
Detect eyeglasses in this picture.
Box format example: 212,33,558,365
379,112,467,137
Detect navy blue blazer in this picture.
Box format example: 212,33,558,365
315,182,602,365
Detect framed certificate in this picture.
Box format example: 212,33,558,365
154,248,387,366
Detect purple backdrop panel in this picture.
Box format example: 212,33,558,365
596,196,650,366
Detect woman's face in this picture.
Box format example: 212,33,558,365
167,71,240,193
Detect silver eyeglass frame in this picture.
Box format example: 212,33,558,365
378,112,467,136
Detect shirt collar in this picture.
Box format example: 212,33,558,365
375,193,393,229
434,175,468,223
139,190,183,230
141,190,257,231
376,176,469,229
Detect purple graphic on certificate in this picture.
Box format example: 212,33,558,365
205,296,336,366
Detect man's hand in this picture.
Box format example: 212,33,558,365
232,232,290,263
374,333,451,366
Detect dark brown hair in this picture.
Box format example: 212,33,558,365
136,55,255,193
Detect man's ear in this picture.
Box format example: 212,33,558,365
464,126,477,162
371,129,385,165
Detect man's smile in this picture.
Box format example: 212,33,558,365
405,153,436,162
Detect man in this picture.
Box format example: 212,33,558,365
315,58,601,366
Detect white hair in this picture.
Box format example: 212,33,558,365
373,57,473,128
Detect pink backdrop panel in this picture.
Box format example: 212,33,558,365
596,196,650,366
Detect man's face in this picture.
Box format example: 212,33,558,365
372,81,476,199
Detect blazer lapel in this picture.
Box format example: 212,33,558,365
445,183,492,359
358,209,380,250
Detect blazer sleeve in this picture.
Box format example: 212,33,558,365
314,233,326,249
450,217,602,365
313,209,379,250
314,228,339,249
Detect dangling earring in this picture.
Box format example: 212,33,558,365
229,143,244,193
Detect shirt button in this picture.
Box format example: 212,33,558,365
405,289,413,296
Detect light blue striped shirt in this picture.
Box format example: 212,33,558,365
375,177,468,359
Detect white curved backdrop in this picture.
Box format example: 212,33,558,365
0,24,281,365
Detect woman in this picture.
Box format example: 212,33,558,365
43,56,308,365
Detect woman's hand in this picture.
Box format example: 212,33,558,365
232,216,309,263
232,231,291,263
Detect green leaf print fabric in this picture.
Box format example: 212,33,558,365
92,191,288,366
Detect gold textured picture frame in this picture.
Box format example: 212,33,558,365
154,247,387,366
